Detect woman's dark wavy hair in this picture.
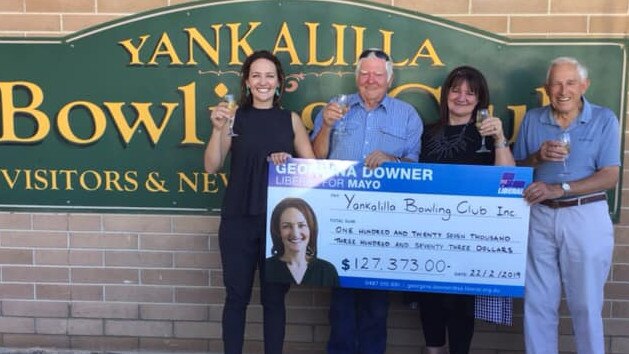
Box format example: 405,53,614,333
269,198,318,258
238,50,285,108
436,65,490,128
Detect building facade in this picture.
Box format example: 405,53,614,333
0,0,627,353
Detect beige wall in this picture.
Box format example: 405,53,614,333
0,0,627,353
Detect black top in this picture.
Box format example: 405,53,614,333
222,106,295,217
265,256,340,287
421,123,494,165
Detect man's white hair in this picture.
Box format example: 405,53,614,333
546,56,589,83
355,51,394,81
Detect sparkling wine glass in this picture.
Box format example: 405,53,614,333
332,94,349,135
225,94,238,137
558,131,571,176
475,108,491,153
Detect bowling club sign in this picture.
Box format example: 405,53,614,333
0,0,625,217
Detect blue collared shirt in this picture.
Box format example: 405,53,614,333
311,93,423,161
513,97,620,184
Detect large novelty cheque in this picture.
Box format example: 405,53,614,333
265,158,533,297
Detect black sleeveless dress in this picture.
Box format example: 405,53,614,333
221,105,295,217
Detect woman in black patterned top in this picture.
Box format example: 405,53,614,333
418,66,515,354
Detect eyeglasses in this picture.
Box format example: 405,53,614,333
358,48,391,62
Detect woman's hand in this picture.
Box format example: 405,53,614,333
209,102,236,131
267,152,293,165
478,116,505,139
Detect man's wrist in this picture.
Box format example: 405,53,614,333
319,124,334,135
557,184,565,197
560,182,571,197
532,150,543,165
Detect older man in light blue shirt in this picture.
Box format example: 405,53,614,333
313,93,421,162
513,57,620,354
311,48,422,354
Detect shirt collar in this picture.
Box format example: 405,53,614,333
578,97,592,124
353,93,390,112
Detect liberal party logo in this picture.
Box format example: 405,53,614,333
497,172,525,195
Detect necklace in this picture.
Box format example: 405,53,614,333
424,123,473,160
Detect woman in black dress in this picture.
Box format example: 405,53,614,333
204,50,315,354
418,66,515,354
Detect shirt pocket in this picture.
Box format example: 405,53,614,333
378,125,407,156
573,137,597,169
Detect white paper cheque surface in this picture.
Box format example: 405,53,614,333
266,158,533,297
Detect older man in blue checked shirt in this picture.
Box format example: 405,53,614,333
311,48,423,354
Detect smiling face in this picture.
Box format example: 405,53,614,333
438,66,488,127
545,62,590,118
245,58,279,108
356,57,391,109
278,207,311,255
446,80,479,124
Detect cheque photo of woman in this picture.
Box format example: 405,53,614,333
266,198,340,287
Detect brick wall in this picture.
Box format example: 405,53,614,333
0,0,627,353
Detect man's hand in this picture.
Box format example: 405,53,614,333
321,102,345,128
364,150,396,169
538,140,569,162
522,181,563,204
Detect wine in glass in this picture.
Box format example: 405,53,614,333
558,131,571,175
475,108,491,153
332,94,349,134
224,94,238,137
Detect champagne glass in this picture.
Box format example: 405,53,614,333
332,94,349,135
225,94,238,137
475,108,491,153
558,131,571,176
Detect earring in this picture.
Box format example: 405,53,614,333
246,86,250,96
275,87,280,96
306,245,314,256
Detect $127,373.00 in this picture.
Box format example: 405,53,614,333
340,257,449,273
